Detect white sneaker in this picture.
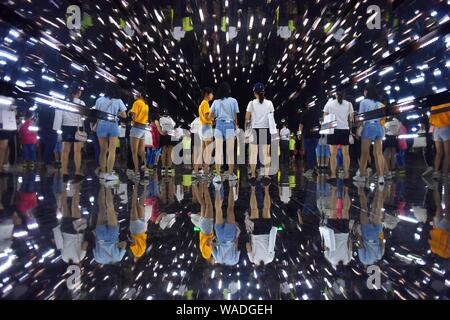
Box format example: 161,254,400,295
432,171,441,180
99,172,106,180
366,168,373,178
353,175,366,182
378,176,385,185
105,173,119,181
228,173,238,181
422,167,434,177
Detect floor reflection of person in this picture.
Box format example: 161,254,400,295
212,181,240,266
356,186,385,266
319,180,352,266
429,185,450,258
129,182,147,262
196,181,214,263
93,184,126,264
246,180,277,266
52,181,88,264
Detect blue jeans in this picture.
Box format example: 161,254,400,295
397,150,406,167
303,138,319,170
22,144,37,161
40,132,58,165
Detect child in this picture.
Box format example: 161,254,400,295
19,111,38,170
397,121,408,175
54,132,63,168
315,135,330,174
289,134,296,163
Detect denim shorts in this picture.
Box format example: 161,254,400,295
361,123,384,141
97,120,120,138
95,225,119,242
214,223,237,243
215,121,236,140
433,126,450,142
130,219,146,235
130,126,146,139
199,217,214,235
199,124,214,141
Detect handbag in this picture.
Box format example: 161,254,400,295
413,130,427,148
0,110,17,131
75,116,87,142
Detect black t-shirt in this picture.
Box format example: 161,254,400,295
300,108,321,139
37,106,56,134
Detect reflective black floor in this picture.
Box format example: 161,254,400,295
0,157,449,300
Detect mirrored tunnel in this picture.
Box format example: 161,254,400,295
0,0,449,301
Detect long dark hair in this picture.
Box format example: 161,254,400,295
364,85,379,102
104,83,116,99
255,91,265,104
215,82,231,100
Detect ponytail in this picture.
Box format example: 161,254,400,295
258,92,265,104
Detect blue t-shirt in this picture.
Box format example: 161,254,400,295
210,97,239,122
95,97,127,116
359,99,382,124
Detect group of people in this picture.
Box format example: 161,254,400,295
0,82,448,188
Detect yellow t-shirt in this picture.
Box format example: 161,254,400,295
131,98,149,126
199,232,214,259
130,233,147,258
198,100,212,125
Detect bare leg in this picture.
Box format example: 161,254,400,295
359,139,371,177
434,140,443,174
0,140,8,172
262,185,271,219
342,145,350,179
226,138,235,175
61,142,72,175
249,143,258,178
74,142,83,175
373,140,384,178
107,137,118,174
250,185,258,219
98,137,108,174
329,145,337,178
215,137,224,176
443,140,450,177
131,137,141,173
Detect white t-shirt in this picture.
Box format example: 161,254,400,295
62,98,86,127
159,116,176,133
280,127,290,141
324,233,352,266
248,227,277,265
384,118,400,136
323,99,353,130
246,99,275,129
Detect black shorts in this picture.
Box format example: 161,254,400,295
62,126,82,142
384,135,397,149
0,130,15,141
160,134,173,147
251,128,271,145
326,219,349,233
327,129,350,146
250,219,273,235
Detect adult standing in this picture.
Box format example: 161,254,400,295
210,82,239,183
0,97,17,174
198,87,214,178
94,84,127,181
129,91,149,180
323,88,354,183
37,100,58,170
299,107,321,177
245,83,274,181
55,82,86,183
353,86,385,185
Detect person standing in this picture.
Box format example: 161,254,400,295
353,86,385,185
37,100,58,170
279,121,290,167
246,83,274,181
159,110,176,176
94,84,127,181
18,111,38,170
129,91,149,180
323,88,354,183
299,107,321,177
429,102,450,180
55,82,86,183
211,82,239,183
198,88,214,179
